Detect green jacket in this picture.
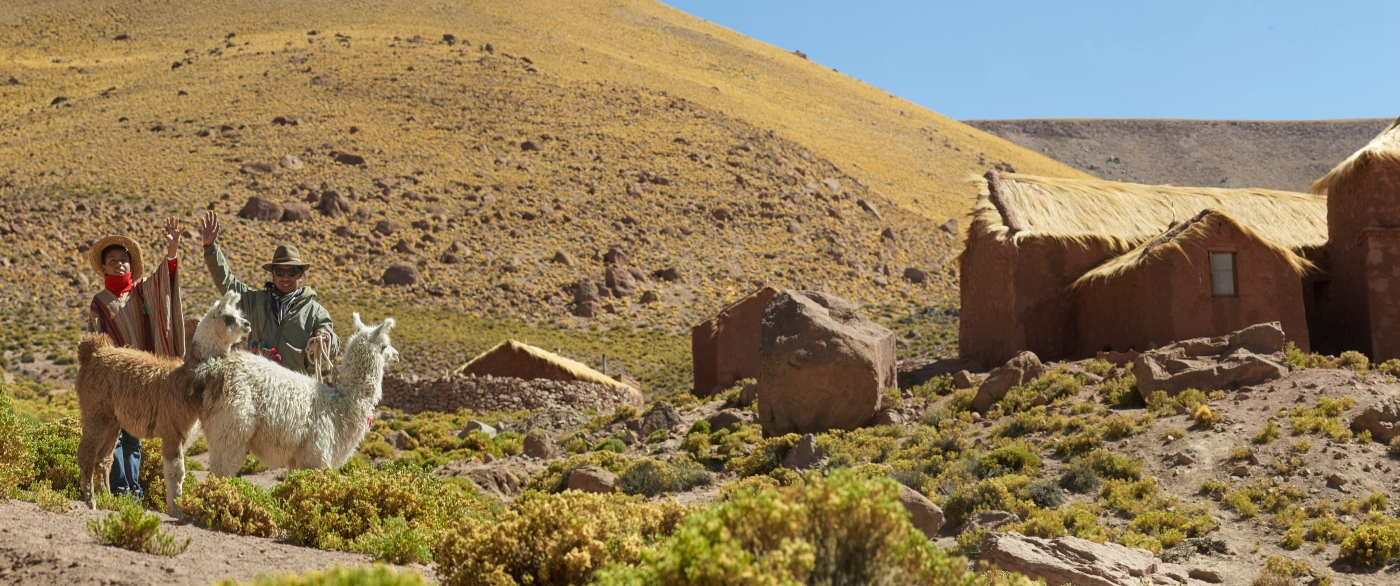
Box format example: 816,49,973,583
204,244,339,375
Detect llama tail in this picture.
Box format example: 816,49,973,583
78,332,114,366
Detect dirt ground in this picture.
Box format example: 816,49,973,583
0,498,436,585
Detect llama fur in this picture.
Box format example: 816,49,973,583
75,290,251,516
203,312,397,476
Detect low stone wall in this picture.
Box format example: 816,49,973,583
380,374,643,415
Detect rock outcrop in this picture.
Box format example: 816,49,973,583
897,485,944,538
1352,396,1400,444
1132,322,1287,398
980,532,1209,586
756,290,897,436
972,351,1043,414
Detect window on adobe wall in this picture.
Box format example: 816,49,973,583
1211,252,1236,297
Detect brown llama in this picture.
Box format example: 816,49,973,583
75,290,250,516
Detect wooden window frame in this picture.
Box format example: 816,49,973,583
1209,250,1238,298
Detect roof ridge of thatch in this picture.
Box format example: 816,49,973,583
1071,209,1314,290
971,171,1327,252
454,339,627,387
1311,115,1400,196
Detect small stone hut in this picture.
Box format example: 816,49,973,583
456,339,629,388
1071,209,1312,355
960,171,1327,367
691,286,778,397
1312,118,1400,360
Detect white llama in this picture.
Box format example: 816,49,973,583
76,290,250,516
202,312,397,476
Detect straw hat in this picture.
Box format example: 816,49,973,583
259,244,312,271
88,235,144,278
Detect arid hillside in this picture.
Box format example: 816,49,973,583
0,0,1087,385
966,118,1391,192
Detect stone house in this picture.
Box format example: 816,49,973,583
1071,209,1312,356
959,170,1327,367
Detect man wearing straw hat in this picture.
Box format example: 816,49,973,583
197,211,338,376
87,217,187,500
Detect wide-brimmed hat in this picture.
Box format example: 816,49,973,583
88,235,144,278
260,244,312,271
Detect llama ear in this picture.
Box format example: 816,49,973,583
222,290,240,308
371,318,395,341
352,313,366,332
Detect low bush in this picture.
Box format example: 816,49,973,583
1025,480,1065,510
1340,517,1400,567
435,490,690,586
593,438,627,453
1193,405,1223,429
213,565,432,586
718,475,779,501
597,469,1023,586
1338,350,1370,374
0,388,31,498
1085,359,1115,378
178,476,278,537
350,516,434,565
977,444,1041,478
1254,419,1282,444
1285,342,1335,369
21,416,81,498
727,433,801,477
87,498,190,556
616,457,713,497
1379,359,1400,378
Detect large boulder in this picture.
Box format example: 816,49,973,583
1352,396,1400,444
898,485,944,537
980,532,1207,586
239,196,283,221
972,351,1044,414
1132,322,1287,398
636,401,682,438
567,466,615,494
756,290,896,436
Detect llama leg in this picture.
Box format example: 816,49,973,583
161,439,186,519
208,446,247,478
86,425,122,507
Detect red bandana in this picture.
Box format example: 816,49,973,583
103,272,133,296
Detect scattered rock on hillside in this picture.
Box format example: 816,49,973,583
460,420,498,438
902,267,927,284
980,533,1206,586
705,409,754,431
1133,322,1286,397
636,401,682,437
856,198,881,220
280,202,312,222
606,267,636,296
604,245,630,267
953,370,977,389
568,466,615,494
552,251,574,266
239,196,283,221
381,263,421,286
385,430,412,451
332,152,366,165
279,154,305,170
782,433,825,470
898,485,944,538
655,266,682,282
523,430,556,459
440,253,463,264
1352,396,1400,444
739,381,758,407
973,351,1044,414
240,162,276,175
374,220,400,236
940,219,959,234
962,510,1021,532
574,300,602,318
318,190,353,218
757,290,896,435
520,140,542,151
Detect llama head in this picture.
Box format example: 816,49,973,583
193,290,252,358
350,312,399,363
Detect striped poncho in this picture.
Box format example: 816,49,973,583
88,259,186,358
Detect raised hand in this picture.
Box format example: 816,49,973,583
198,211,221,246
164,217,182,258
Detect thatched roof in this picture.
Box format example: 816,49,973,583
453,339,627,388
1312,116,1400,196
973,171,1328,251
1071,209,1314,290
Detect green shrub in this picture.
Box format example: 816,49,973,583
1254,420,1282,444
178,476,277,537
186,435,209,457
213,565,432,586
1026,368,1083,402
0,388,30,498
1339,351,1371,374
954,527,988,559
1285,342,1335,369
978,444,1041,478
1378,359,1400,378
1085,359,1114,378
1026,480,1065,509
718,475,780,501
726,433,801,477
616,457,713,497
1058,459,1102,494
1193,405,1223,429
435,490,690,586
526,451,633,494
1340,517,1400,567
240,454,267,475
21,416,80,497
597,469,1018,586
1100,373,1141,408
350,516,434,565
87,499,190,555
273,464,494,553
593,438,627,453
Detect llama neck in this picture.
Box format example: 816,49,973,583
336,350,385,406
325,353,384,466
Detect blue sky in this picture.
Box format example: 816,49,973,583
660,1,1400,120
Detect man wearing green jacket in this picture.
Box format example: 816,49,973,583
197,211,338,375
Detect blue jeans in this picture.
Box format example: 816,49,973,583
110,430,143,500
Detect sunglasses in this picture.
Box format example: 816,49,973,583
272,267,304,277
